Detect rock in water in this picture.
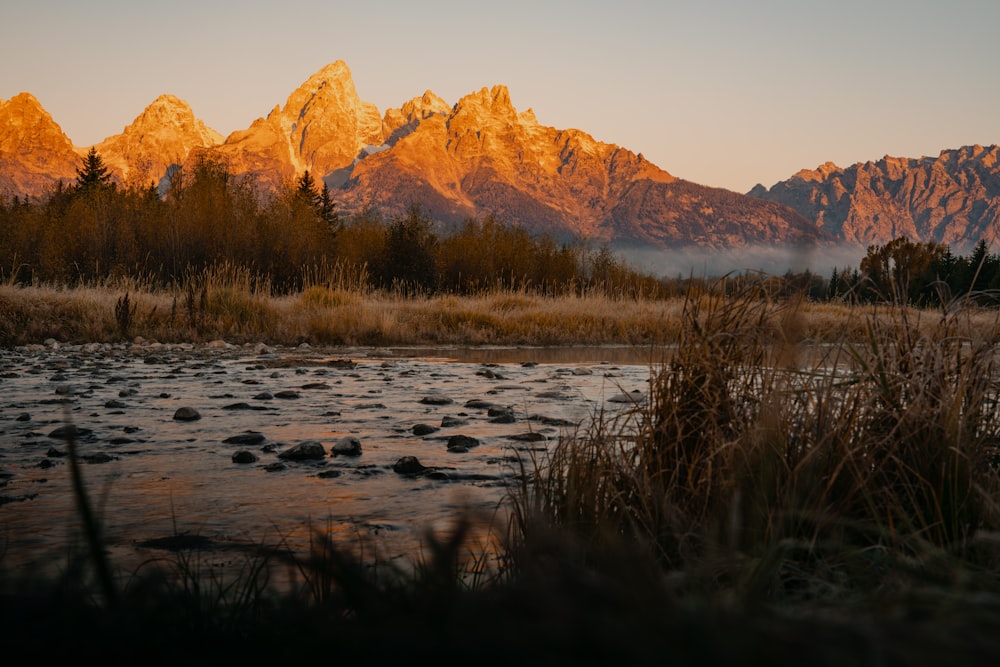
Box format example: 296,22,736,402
232,450,259,464
173,407,201,421
393,456,427,475
331,436,362,457
278,441,327,461
447,435,480,452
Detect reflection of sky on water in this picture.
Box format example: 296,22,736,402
0,344,651,579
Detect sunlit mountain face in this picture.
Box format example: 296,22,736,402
0,61,865,250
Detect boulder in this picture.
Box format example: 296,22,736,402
173,407,201,421
393,456,427,475
278,441,327,460
331,436,362,457
231,450,259,464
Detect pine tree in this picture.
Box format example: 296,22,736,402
75,147,113,192
317,182,339,229
295,170,319,206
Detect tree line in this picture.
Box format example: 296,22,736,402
0,149,667,297
3,149,998,306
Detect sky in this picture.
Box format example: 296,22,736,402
2,0,998,194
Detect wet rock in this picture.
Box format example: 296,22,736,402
572,367,594,375
441,416,468,428
224,431,266,446
264,462,287,472
317,470,342,479
253,392,274,400
412,424,439,436
46,447,65,457
16,413,30,422
447,435,480,452
278,441,327,461
331,436,362,457
275,390,300,399
608,390,645,404
420,395,454,405
508,432,547,442
223,402,269,411
393,456,427,475
536,390,573,400
104,399,128,409
301,382,329,390
47,425,93,440
119,388,138,397
173,407,201,421
464,399,496,410
528,414,578,427
38,459,53,469
84,453,116,464
231,450,259,464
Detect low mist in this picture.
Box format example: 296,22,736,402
614,243,869,280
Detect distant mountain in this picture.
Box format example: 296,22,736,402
749,145,1000,251
2,61,829,248
96,94,223,190
0,93,79,197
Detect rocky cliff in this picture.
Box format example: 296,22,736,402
749,145,1000,251
0,93,79,198
2,61,826,249
96,94,223,190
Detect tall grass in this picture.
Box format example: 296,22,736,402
509,286,1000,607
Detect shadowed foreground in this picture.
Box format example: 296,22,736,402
5,289,1000,664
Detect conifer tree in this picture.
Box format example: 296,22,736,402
75,147,113,192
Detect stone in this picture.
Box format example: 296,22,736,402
231,450,259,464
508,432,547,442
278,441,327,461
393,456,428,475
412,423,439,436
331,436,362,457
441,416,468,428
447,435,480,452
223,431,266,446
173,407,201,421
420,395,453,405
47,425,93,440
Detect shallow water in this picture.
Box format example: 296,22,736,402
0,342,652,580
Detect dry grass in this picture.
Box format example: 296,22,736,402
6,275,998,348
507,285,1000,634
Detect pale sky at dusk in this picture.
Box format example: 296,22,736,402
2,0,997,193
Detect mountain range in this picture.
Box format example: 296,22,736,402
1,61,997,252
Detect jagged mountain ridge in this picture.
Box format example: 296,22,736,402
748,145,1000,251
0,93,80,197
95,94,223,190
3,61,827,248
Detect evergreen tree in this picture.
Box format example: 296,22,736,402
295,170,319,206
317,182,339,229
75,147,113,192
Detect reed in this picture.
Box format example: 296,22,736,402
508,284,1000,606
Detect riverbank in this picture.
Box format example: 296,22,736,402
5,282,999,349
